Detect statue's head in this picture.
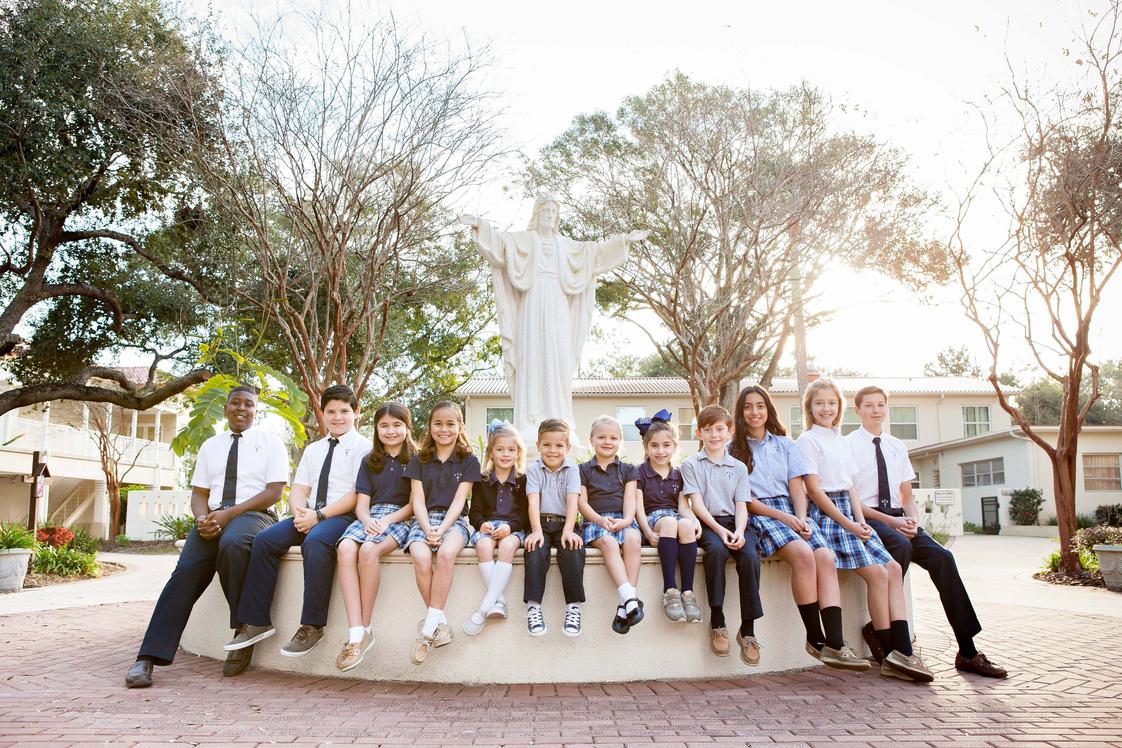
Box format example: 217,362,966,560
526,194,561,232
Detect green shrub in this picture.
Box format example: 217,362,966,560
962,521,981,533
1072,525,1122,555
67,528,99,555
1094,504,1122,526
0,522,35,550
930,531,950,546
1044,514,1058,526
1042,548,1099,573
115,534,131,546
1043,550,1061,572
32,544,99,577
1076,513,1097,530
1008,488,1045,525
153,513,194,541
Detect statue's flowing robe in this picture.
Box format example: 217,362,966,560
473,222,629,440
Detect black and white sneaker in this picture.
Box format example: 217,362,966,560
563,605,582,638
526,605,547,638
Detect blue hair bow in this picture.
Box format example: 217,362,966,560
486,418,510,436
634,408,672,437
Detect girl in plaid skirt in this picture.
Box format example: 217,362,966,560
578,415,644,635
730,385,868,672
334,401,418,672
463,422,529,636
404,401,482,664
796,378,928,680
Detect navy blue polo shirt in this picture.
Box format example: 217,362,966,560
404,452,482,511
469,471,528,532
354,453,411,507
636,461,683,513
579,457,638,515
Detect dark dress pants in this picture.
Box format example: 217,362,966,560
138,511,275,665
523,515,586,604
698,515,764,623
235,514,353,628
868,518,982,648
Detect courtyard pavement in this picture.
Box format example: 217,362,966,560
0,536,1119,747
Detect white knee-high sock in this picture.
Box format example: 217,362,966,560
478,560,495,586
479,561,513,613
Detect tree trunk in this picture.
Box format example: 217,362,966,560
1051,441,1080,574
107,479,122,540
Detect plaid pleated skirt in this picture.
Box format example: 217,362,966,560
337,502,411,549
469,519,526,546
581,511,641,546
753,496,829,559
404,510,472,552
809,490,894,569
644,508,681,528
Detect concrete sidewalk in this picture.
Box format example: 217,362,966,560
0,551,178,616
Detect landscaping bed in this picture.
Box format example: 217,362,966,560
22,560,126,589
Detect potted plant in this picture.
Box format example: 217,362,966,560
0,522,36,593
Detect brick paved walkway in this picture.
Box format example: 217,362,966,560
1,597,1120,747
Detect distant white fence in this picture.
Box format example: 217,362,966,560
915,488,964,537
125,489,193,540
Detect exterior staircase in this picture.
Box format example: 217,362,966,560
48,482,98,527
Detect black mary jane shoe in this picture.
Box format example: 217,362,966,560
125,659,153,689
612,605,631,635
624,598,645,627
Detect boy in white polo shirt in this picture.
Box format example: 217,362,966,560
225,384,372,664
125,385,289,688
846,385,1008,679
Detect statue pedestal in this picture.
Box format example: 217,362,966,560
179,546,906,683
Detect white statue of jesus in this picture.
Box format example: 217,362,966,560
460,196,648,442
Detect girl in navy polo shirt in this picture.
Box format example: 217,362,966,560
463,422,529,636
335,402,417,671
633,411,702,624
730,385,867,672
578,415,644,635
404,400,482,664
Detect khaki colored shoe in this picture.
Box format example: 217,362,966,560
709,626,730,657
432,622,453,648
736,631,761,666
223,623,275,651
819,643,871,672
410,631,434,665
681,590,702,623
280,625,324,657
662,588,686,622
805,641,823,661
335,631,374,672
883,650,934,683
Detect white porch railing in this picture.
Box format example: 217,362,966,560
0,415,177,469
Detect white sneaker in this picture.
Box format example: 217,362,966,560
526,606,547,638
463,611,487,636
486,600,508,620
563,605,582,638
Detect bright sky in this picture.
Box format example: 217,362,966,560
190,0,1122,379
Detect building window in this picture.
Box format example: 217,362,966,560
962,406,991,438
485,408,514,428
889,406,918,441
677,407,695,442
617,406,646,442
911,474,921,489
788,406,804,438
933,468,941,488
841,407,861,436
961,457,1005,488
1084,453,1122,491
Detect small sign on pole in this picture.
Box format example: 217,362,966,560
934,489,956,507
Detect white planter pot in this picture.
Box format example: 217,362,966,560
0,548,33,593
1094,544,1122,592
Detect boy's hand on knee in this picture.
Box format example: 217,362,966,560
561,531,582,549
524,531,544,551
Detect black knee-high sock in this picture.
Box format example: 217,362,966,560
710,605,726,629
678,541,698,592
875,628,893,656
890,620,913,656
739,619,755,637
820,606,844,650
956,634,978,659
657,537,679,592
797,602,826,648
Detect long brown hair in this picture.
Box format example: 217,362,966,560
365,402,417,473
730,385,786,473
418,400,473,462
